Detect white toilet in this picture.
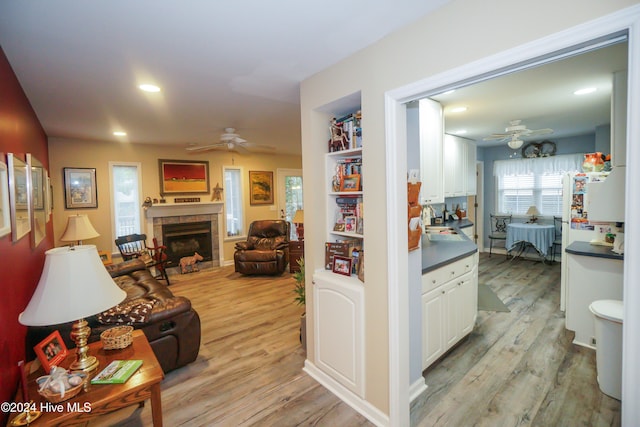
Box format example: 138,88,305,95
589,299,623,400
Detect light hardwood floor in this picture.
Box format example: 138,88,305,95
93,254,620,426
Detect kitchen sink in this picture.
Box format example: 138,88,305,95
425,226,458,234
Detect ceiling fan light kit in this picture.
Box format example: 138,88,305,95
508,138,524,149
185,127,275,153
484,119,554,150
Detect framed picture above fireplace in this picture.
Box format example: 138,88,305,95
159,159,210,195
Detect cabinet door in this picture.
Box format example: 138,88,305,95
419,99,444,204
444,134,465,197
313,271,365,397
466,141,477,195
458,269,477,336
422,287,445,369
443,281,460,347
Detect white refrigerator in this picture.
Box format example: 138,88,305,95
559,171,608,311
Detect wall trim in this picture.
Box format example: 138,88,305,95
385,4,640,426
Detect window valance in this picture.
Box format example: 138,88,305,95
493,153,584,176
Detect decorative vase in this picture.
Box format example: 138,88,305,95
582,152,605,172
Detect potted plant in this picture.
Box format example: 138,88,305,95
292,257,306,351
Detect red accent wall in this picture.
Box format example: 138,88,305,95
0,46,52,422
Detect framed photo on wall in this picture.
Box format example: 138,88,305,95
34,330,68,374
64,167,97,209
159,159,210,195
249,170,274,205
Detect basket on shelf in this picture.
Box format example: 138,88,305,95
100,325,134,350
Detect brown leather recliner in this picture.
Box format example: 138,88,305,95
234,220,290,275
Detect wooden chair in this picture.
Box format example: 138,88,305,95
551,216,563,262
489,214,512,257
115,233,171,285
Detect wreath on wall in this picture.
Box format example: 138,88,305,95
521,140,557,158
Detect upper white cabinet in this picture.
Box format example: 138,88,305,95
611,70,627,167
443,134,476,197
419,99,444,204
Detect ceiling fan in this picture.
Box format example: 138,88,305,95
185,128,276,153
483,120,553,149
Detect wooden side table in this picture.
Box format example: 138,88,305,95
289,240,304,273
8,329,164,427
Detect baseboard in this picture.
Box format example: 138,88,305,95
303,360,389,427
410,377,428,403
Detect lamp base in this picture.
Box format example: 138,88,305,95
69,318,99,372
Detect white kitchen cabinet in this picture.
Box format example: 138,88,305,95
444,134,465,197
419,98,444,204
565,253,623,348
313,270,365,397
444,134,476,197
465,141,477,195
421,253,478,370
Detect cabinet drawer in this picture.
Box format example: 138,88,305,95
422,254,474,293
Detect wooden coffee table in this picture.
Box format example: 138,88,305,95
8,329,164,426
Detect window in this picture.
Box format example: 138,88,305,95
497,172,563,216
494,154,582,217
110,162,142,241
224,166,244,238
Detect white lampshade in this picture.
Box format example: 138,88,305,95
293,210,304,224
60,214,100,244
19,245,126,326
526,205,541,216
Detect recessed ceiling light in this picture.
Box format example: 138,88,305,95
574,87,597,95
139,84,161,93
450,106,467,113
442,90,456,95
454,129,467,135
113,131,127,136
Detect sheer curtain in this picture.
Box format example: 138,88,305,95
493,153,584,176
494,154,584,216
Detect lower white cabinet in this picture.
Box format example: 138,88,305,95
422,255,478,370
313,270,365,397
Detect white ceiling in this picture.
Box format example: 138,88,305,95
431,40,628,148
0,0,450,155
0,2,628,156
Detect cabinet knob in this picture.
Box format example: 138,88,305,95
312,280,316,285
442,290,445,294
432,279,436,284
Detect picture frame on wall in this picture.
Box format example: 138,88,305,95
158,159,210,195
64,167,97,209
34,330,68,374
249,170,274,205
0,158,11,238
8,153,32,242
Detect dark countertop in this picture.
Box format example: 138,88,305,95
565,241,624,261
422,219,477,274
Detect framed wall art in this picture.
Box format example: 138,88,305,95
28,154,47,248
64,167,97,209
0,158,10,238
249,170,274,205
8,153,32,242
159,159,210,195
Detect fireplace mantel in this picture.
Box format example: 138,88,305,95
145,202,224,219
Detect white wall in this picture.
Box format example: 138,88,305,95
300,0,640,425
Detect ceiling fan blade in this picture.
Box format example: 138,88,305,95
185,143,226,152
233,136,247,143
528,128,554,136
483,134,510,141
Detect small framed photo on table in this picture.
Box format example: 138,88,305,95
34,330,68,373
332,255,352,276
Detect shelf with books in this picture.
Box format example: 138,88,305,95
325,114,364,280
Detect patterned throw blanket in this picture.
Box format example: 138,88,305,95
98,298,156,324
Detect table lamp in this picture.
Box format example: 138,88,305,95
293,209,304,240
60,214,100,246
526,205,541,223
19,245,126,372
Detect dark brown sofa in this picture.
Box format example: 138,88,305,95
234,220,290,275
26,259,200,373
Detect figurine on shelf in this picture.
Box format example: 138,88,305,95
142,197,153,208
329,118,348,152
